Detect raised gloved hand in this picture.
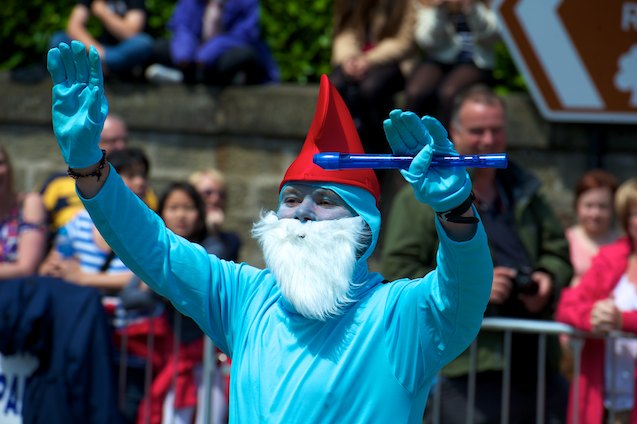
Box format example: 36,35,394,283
383,109,472,213
47,40,108,169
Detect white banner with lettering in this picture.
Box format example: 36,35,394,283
0,354,38,424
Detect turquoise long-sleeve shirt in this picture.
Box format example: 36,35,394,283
81,166,492,423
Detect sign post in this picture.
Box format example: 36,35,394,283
493,0,637,124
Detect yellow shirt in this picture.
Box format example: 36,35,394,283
40,173,158,232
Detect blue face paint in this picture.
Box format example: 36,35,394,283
278,182,380,264
277,183,355,222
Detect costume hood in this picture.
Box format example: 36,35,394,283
279,75,382,272
280,74,380,205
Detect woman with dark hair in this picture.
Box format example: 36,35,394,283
158,182,209,245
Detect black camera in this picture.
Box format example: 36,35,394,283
513,266,539,295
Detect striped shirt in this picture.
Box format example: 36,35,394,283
55,210,129,274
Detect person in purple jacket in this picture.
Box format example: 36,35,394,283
145,0,279,85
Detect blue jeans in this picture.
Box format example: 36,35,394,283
49,32,154,74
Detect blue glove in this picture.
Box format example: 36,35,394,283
383,109,472,212
47,41,108,169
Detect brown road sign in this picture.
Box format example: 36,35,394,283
494,0,637,123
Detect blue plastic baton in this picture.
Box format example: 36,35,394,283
313,152,508,170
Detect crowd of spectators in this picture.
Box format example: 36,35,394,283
1,122,240,423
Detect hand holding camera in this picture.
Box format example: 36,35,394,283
512,266,539,295
491,266,553,313
516,269,553,313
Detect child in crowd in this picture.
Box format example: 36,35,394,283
38,148,151,293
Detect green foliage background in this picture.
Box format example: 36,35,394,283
0,0,522,89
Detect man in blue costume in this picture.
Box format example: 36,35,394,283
47,41,493,423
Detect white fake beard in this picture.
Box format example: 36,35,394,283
252,212,368,321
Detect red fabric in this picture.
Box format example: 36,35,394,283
136,336,205,424
280,74,380,205
555,237,637,423
114,315,172,371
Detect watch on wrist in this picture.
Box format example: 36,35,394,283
436,192,478,224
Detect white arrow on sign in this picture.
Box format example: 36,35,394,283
513,0,604,109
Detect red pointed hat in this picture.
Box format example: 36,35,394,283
280,74,381,205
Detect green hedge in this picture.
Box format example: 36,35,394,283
261,0,333,83
0,0,333,82
0,0,174,70
1,0,522,90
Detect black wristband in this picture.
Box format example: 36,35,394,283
67,150,107,181
437,192,478,224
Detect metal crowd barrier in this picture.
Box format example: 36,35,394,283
115,313,635,424
115,307,226,424
429,317,636,424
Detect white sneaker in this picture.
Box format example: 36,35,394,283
145,64,184,84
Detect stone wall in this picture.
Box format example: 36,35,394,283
1,72,636,268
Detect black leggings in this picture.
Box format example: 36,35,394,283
330,63,405,154
404,61,494,127
150,39,268,85
199,46,268,85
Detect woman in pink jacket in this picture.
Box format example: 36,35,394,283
556,177,637,424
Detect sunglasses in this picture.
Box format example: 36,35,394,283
201,189,226,198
